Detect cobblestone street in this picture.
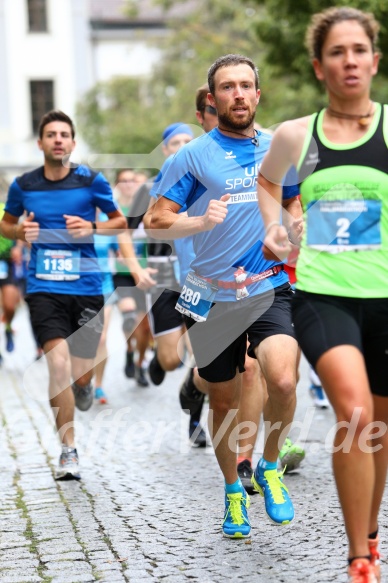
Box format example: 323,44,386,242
0,305,386,583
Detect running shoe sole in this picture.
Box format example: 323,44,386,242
279,447,305,473
223,531,250,539
55,469,81,481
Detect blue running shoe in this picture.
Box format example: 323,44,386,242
251,466,294,525
94,387,107,404
223,490,251,538
309,384,330,409
5,328,14,352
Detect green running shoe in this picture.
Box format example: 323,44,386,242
279,437,305,473
223,490,251,538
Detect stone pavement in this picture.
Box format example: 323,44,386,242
0,305,386,583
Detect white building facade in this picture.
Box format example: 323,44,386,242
0,0,193,176
0,0,92,172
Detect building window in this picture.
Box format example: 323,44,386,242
30,80,54,134
27,0,48,32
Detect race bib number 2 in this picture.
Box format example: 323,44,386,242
306,199,382,252
175,272,218,322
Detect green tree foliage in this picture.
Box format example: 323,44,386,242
76,0,266,155
77,0,388,154
148,0,265,122
76,77,165,158
247,0,388,119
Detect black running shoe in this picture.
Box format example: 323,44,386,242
189,421,207,447
124,351,135,378
179,367,204,415
148,354,165,385
237,459,256,495
135,365,149,387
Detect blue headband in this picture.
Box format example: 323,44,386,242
162,123,194,145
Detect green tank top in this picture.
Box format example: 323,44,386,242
296,103,388,298
0,203,14,260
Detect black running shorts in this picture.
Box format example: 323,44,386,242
292,290,388,396
113,273,146,312
185,283,295,383
146,289,184,337
25,293,104,359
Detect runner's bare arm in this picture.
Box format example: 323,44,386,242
0,211,39,243
258,120,307,260
64,209,126,238
117,230,157,289
146,194,230,240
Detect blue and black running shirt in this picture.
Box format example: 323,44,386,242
5,165,118,295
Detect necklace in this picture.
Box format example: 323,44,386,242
218,126,260,146
326,102,374,127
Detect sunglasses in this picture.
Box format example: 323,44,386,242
204,105,217,115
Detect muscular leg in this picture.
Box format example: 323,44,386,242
369,394,388,535
71,354,95,388
207,374,242,484
44,338,75,447
194,354,267,461
316,345,374,559
255,334,298,462
132,312,152,367
1,284,20,326
156,327,185,371
237,356,266,460
119,297,137,347
94,304,112,389
193,368,208,394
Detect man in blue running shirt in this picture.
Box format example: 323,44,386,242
146,54,302,538
0,110,126,480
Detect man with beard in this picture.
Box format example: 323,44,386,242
146,54,301,538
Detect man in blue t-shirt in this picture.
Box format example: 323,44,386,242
0,110,126,480
146,54,302,539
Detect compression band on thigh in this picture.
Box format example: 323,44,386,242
122,310,137,334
